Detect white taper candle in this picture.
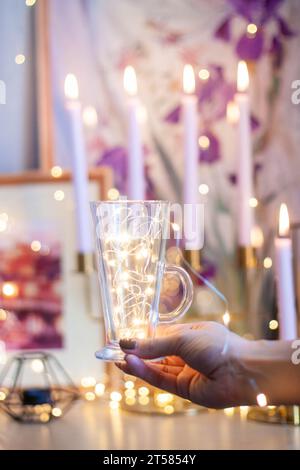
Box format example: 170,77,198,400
65,74,93,253
123,66,145,200
235,61,254,247
275,203,298,340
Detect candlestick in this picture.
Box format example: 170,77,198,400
64,74,93,254
123,66,145,200
275,203,298,340
235,61,254,247
182,64,200,252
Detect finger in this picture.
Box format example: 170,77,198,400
120,334,184,360
148,363,183,375
122,354,178,394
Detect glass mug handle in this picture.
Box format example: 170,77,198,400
158,265,193,323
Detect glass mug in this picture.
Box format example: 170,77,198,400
90,200,193,361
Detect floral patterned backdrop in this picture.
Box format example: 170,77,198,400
1,0,300,334
49,0,300,328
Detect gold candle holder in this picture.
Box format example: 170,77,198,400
247,405,300,426
237,246,257,269
183,249,201,271
76,252,95,274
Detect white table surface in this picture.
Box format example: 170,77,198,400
0,401,299,450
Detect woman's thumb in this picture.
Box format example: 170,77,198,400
119,334,184,359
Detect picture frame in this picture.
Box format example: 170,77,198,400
0,167,112,384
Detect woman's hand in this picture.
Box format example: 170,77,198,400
118,322,254,408
117,322,300,408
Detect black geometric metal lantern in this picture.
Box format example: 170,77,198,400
0,351,80,423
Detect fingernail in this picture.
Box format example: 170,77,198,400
120,339,137,350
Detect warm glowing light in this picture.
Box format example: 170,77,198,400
82,106,98,127
156,393,173,407
109,401,120,410
251,226,264,249
31,240,42,252
64,74,79,100
123,66,138,96
224,407,234,417
145,287,153,296
269,319,279,331
26,0,37,6
247,23,258,35
95,383,105,396
40,412,50,423
249,197,258,208
51,166,63,178
164,405,175,415
239,406,249,419
107,188,120,200
31,359,44,373
125,380,135,390
263,257,273,269
183,64,195,94
85,392,96,401
226,100,240,125
256,393,267,407
0,213,8,232
15,54,26,65
199,184,209,195
54,190,65,201
81,376,96,388
125,397,136,406
138,396,150,406
2,282,18,298
52,407,62,417
278,203,290,237
0,391,6,401
198,135,210,150
110,391,122,402
138,386,150,397
172,223,180,232
222,311,231,327
199,68,210,81
0,309,7,321
237,61,249,93
125,389,136,399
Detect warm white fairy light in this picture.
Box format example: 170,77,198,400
108,188,120,201
31,240,42,252
222,310,231,327
249,197,258,208
247,23,258,35
85,392,96,401
199,69,210,81
110,391,122,402
199,184,209,195
52,407,62,417
2,282,18,298
138,396,150,406
54,190,65,201
164,405,175,415
256,393,267,407
95,383,105,397
269,319,279,331
125,380,135,389
15,54,26,65
224,407,234,417
198,135,210,149
263,257,273,269
109,401,120,410
51,166,63,178
81,376,96,388
31,359,44,373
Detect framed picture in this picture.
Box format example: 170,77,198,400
0,167,112,383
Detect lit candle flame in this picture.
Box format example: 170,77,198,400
123,66,138,96
183,64,195,94
237,61,249,93
278,203,290,237
64,74,79,100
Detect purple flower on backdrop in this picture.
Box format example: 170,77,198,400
199,131,221,164
215,0,296,61
165,105,181,124
96,146,154,198
228,162,263,185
